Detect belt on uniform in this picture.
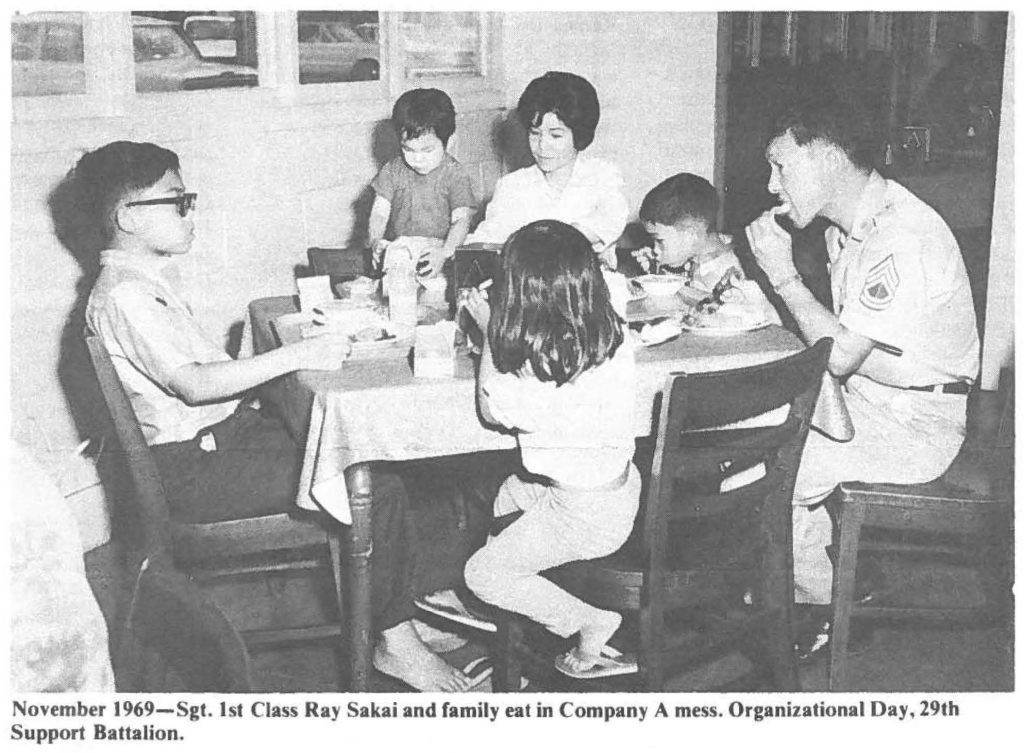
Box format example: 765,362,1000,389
905,382,971,395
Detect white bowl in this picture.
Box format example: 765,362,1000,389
635,274,687,297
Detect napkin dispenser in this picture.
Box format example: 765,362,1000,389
414,321,458,378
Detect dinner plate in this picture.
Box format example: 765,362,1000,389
679,319,773,336
273,312,413,360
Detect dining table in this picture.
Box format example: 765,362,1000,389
248,289,842,691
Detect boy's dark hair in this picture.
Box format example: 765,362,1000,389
69,141,181,250
488,220,623,386
392,88,456,146
772,94,877,172
517,71,600,151
639,173,719,229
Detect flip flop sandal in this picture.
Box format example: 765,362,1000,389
461,656,494,691
554,645,638,680
416,591,498,633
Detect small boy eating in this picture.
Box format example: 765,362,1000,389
369,88,478,277
636,172,743,291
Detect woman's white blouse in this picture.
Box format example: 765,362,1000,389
469,155,630,258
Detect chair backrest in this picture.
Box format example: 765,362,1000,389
643,338,832,586
117,559,253,692
84,331,173,560
307,246,368,282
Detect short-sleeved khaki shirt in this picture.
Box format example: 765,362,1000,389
826,172,980,388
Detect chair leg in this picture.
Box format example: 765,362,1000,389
828,498,867,691
977,529,1013,626
764,605,800,691
494,617,525,692
758,499,799,691
326,530,347,686
638,604,663,691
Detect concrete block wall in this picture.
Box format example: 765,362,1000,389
10,96,509,464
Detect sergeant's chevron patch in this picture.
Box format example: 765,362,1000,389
859,254,899,311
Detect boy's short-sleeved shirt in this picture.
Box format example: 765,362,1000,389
371,154,478,241
86,249,237,445
683,241,743,291
826,172,979,387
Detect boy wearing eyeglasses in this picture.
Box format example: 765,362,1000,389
79,141,484,692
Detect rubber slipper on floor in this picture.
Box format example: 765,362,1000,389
462,656,494,690
415,591,498,633
554,645,638,680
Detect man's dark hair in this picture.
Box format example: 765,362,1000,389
69,141,181,251
639,172,719,229
392,88,457,146
517,71,600,151
772,95,878,172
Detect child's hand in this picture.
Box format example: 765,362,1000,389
631,246,656,273
371,239,391,269
458,286,491,330
416,243,451,278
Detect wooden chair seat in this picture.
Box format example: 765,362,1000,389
826,384,1014,691
551,515,761,612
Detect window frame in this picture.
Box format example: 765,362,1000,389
386,11,503,101
12,10,504,127
12,12,121,122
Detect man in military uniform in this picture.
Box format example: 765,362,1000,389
745,97,980,656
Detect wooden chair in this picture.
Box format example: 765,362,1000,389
117,558,254,692
84,332,348,667
494,339,832,691
307,246,369,284
826,380,1014,690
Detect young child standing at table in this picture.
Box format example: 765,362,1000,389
461,220,642,679
369,88,478,277
634,172,744,289
78,140,484,692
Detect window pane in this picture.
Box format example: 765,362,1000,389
297,10,380,85
760,12,792,64
401,12,483,79
132,11,258,93
12,11,86,97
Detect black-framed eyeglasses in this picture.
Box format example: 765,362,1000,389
126,192,198,218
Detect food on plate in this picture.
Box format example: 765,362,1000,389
682,276,776,331
682,300,765,330
351,326,393,343
302,306,395,342
337,276,379,302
